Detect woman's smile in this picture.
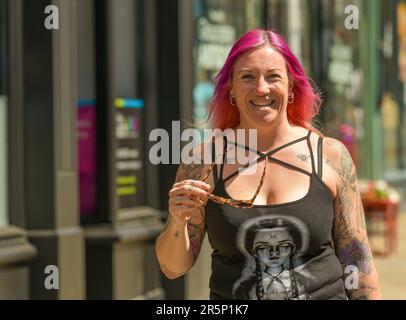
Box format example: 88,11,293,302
230,45,292,128
248,98,278,110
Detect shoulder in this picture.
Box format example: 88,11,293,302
321,136,358,193
322,137,351,162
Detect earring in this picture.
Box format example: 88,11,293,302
288,92,294,104
229,93,237,106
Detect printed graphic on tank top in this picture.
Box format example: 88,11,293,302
205,131,347,300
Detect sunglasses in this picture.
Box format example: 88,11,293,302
201,155,268,208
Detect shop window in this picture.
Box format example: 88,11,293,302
77,0,97,217
266,0,313,78
0,0,7,226
192,0,265,129
319,0,365,169
381,1,406,174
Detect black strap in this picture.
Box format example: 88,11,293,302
222,131,314,182
317,136,323,178
219,136,228,180
260,134,309,157
223,152,312,183
211,139,218,184
306,131,316,174
228,132,310,158
268,156,312,177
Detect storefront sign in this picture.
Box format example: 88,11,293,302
328,44,354,86
196,17,236,70
77,99,96,216
114,98,144,209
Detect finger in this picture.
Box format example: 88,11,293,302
182,185,209,199
169,197,202,208
169,186,208,200
173,180,211,191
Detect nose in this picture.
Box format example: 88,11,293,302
255,76,270,95
269,247,280,257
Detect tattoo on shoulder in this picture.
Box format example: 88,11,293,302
297,153,310,162
325,145,357,193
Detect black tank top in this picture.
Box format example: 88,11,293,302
205,131,347,300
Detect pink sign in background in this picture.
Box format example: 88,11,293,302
77,103,96,215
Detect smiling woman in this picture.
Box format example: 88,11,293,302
156,28,381,300
229,45,294,129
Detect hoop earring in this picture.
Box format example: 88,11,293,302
288,92,294,104
229,94,237,106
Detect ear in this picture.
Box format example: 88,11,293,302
288,77,294,93
228,82,234,94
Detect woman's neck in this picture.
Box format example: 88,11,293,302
234,119,306,154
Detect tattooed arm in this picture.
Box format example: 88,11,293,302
155,145,211,279
325,138,381,299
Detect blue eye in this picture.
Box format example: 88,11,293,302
268,74,281,80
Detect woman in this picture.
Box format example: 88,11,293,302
155,29,381,300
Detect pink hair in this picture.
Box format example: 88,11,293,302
207,29,323,134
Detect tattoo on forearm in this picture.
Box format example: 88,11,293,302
187,206,205,261
348,284,378,300
177,162,205,182
337,238,372,274
325,140,379,299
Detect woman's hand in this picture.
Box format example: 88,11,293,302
168,179,211,226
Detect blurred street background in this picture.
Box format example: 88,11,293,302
0,0,405,299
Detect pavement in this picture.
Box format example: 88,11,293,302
373,212,406,300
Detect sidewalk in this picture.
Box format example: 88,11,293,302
373,212,406,300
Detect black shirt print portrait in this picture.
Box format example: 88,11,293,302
233,216,314,300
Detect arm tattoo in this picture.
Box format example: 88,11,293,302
175,157,207,262
187,206,205,261
337,237,372,274
350,284,378,300
176,161,205,182
325,140,378,299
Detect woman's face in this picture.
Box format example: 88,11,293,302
230,45,293,128
255,241,293,268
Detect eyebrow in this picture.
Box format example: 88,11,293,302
238,68,282,74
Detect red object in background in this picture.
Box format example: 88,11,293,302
363,198,399,256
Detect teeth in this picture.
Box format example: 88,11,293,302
251,99,276,107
